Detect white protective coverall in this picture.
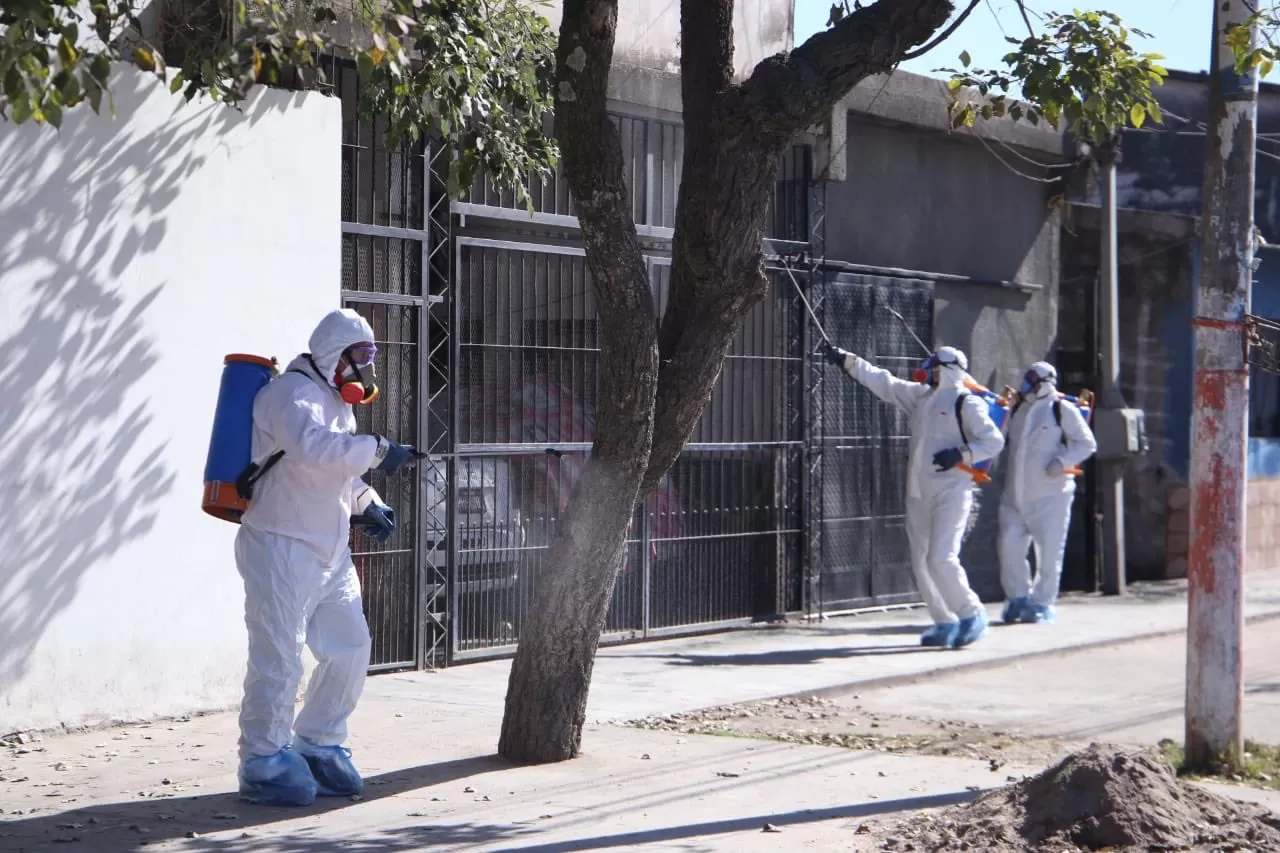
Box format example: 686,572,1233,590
839,352,1005,624
236,309,382,760
997,379,1097,610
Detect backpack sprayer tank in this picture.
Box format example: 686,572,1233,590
202,354,280,523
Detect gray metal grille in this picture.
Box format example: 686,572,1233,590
813,273,933,612
329,60,922,664
348,300,420,671
449,232,807,657
337,61,452,672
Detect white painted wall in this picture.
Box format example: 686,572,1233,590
534,0,794,79
0,65,341,733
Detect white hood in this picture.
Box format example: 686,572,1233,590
307,309,375,380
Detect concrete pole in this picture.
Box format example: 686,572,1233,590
1096,137,1127,596
1185,0,1257,774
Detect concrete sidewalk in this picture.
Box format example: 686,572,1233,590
4,572,1280,852
382,570,1280,724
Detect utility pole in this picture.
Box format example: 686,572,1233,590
1186,0,1257,773
1096,134,1127,596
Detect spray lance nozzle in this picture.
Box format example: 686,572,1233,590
775,251,831,346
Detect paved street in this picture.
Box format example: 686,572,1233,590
3,573,1280,852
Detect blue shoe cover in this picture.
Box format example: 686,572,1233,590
239,748,317,806
952,609,989,648
920,622,960,647
294,735,364,797
1001,596,1030,624
1025,603,1056,624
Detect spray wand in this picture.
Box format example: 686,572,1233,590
881,304,932,356
776,251,832,345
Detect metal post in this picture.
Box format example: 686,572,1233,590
1097,137,1127,596
1186,0,1256,774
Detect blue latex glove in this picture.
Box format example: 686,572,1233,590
363,503,395,542
821,342,850,367
375,437,419,474
932,447,964,472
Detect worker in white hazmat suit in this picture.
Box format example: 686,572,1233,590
998,361,1097,625
821,342,1003,649
235,308,421,806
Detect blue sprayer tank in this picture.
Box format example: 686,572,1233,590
202,354,279,523
1060,391,1095,424
962,380,1008,483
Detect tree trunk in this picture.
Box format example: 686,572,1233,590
499,0,956,764
498,0,658,764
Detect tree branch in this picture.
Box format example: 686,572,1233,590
550,0,656,342
680,0,735,127
902,0,982,60
638,0,961,493
1015,0,1036,38
724,0,955,145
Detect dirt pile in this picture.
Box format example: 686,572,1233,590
880,743,1280,852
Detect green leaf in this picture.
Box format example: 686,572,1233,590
960,49,971,68
44,101,62,128
11,93,32,123
170,71,185,94
90,54,111,84
57,36,77,68
1130,102,1145,128
3,66,23,101
86,77,103,112
58,72,80,103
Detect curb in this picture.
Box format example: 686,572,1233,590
700,609,1280,711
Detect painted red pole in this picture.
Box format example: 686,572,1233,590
1185,0,1257,773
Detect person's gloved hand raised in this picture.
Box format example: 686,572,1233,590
362,502,395,542
374,436,423,474
820,341,851,367
932,447,964,472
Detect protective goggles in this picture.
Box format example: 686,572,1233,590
345,343,377,368
912,353,961,383
1020,367,1052,394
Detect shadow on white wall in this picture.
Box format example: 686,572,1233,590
0,69,299,698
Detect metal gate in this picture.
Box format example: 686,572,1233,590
808,271,934,613
334,65,841,667
448,238,806,659
338,63,452,670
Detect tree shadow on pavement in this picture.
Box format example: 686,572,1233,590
497,790,979,852
801,622,930,637
152,789,981,852
613,644,935,667
0,755,509,853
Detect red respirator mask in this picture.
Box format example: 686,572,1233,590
318,344,379,405
912,352,963,386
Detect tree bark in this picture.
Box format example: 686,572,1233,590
499,0,956,763
497,0,658,764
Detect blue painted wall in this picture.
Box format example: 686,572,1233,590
1172,245,1280,479
1163,241,1193,479
1250,247,1280,477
